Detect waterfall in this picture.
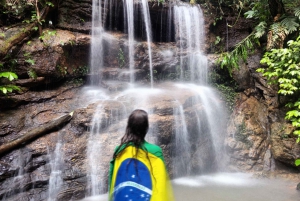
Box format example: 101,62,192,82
174,3,207,83
174,84,228,173
140,0,154,87
1,150,27,201
167,2,173,42
86,102,127,196
90,0,105,85
90,0,154,86
173,104,192,177
84,0,228,198
86,104,107,196
48,135,64,201
123,0,135,83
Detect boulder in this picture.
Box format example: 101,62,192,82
226,93,269,171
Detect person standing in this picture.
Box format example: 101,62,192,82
108,109,174,201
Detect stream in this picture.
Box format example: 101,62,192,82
82,173,300,201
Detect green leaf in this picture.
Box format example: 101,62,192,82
286,110,300,119
244,10,256,19
0,72,18,81
295,159,300,166
294,127,300,134
25,59,35,65
2,87,7,94
281,17,299,34
46,2,54,7
295,7,300,20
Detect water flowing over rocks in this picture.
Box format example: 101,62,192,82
1,83,224,200
1,0,300,200
225,52,300,174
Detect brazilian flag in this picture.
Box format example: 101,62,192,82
108,141,174,201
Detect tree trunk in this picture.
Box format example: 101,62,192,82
0,112,73,156
268,0,285,21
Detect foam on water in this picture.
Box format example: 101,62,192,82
173,173,257,187
81,194,108,201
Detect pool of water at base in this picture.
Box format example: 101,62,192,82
82,173,300,201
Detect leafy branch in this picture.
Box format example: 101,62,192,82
218,27,262,75
258,36,300,143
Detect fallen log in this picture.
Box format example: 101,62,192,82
0,112,73,156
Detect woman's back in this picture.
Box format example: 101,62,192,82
108,110,174,201
109,142,174,201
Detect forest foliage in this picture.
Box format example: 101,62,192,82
0,0,56,95
217,0,300,162
218,0,300,74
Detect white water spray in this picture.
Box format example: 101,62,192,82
141,0,154,87
48,137,64,201
86,104,106,196
173,104,192,176
174,3,207,83
123,0,135,83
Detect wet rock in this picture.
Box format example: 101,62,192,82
232,61,253,91
57,0,93,33
226,94,269,171
0,109,25,138
16,29,90,80
270,122,300,167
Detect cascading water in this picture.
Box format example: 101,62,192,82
140,0,154,87
48,135,64,201
173,104,192,176
90,0,105,85
174,3,207,83
3,1,300,201
1,150,26,201
173,84,228,174
86,104,106,196
123,0,135,83
83,0,227,199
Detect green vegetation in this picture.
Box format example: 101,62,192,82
118,48,125,68
56,65,68,76
215,83,237,112
218,0,300,74
214,0,300,164
27,68,37,79
39,29,57,46
73,65,89,76
0,72,20,94
258,36,300,143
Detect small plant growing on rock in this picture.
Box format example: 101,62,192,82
0,72,20,94
118,48,125,68
27,68,37,80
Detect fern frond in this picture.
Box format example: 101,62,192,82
218,31,260,75
281,17,299,34
254,21,267,38
295,7,300,20
267,22,287,50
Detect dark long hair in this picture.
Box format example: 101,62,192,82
113,109,149,159
113,109,157,185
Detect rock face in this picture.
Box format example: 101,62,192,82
224,52,300,173
226,94,269,171
1,0,300,200
0,83,225,200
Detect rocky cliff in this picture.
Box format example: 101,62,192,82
0,0,299,200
